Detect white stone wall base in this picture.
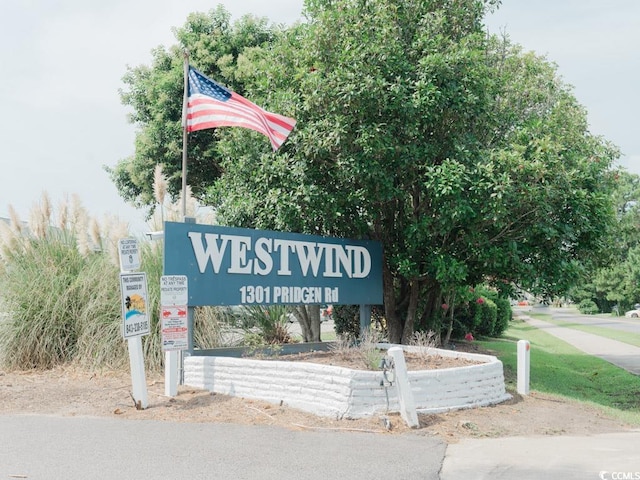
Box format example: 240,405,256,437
183,345,511,419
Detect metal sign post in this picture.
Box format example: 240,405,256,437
118,238,149,409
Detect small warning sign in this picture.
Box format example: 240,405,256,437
118,238,141,272
161,305,188,351
160,275,188,306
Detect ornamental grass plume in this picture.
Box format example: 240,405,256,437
57,196,69,231
89,218,102,250
69,193,85,231
75,213,91,257
0,206,26,260
153,164,167,225
28,191,52,240
0,223,18,264
178,185,198,219
153,164,167,206
7,204,23,235
100,214,130,267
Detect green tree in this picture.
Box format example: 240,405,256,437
210,0,618,342
118,1,619,343
108,7,282,215
572,171,640,312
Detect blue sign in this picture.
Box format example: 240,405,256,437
163,222,383,307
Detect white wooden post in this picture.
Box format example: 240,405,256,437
388,347,419,428
128,336,149,409
517,339,530,395
165,350,179,397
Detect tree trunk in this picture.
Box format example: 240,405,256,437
308,306,321,341
293,305,321,342
443,292,457,346
401,280,419,343
384,263,403,344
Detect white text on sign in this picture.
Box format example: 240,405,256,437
239,285,339,304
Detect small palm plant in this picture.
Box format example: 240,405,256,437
240,305,292,345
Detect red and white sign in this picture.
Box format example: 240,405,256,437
161,305,188,351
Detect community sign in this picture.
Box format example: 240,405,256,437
163,222,383,307
119,272,150,338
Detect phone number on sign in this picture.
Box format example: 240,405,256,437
125,321,149,335
239,285,338,304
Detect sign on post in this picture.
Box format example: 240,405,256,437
118,238,141,272
119,272,150,338
161,306,188,351
163,222,384,306
160,275,189,306
117,238,149,410
160,275,189,396
160,275,189,351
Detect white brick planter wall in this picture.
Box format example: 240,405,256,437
183,345,511,419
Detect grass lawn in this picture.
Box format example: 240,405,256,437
477,319,640,422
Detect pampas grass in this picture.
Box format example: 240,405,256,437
0,193,134,370
0,188,227,372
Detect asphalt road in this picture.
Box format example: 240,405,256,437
0,415,445,480
538,305,640,335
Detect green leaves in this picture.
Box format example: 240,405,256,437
116,1,620,341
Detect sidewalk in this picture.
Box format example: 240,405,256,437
441,312,640,479
520,314,640,375
440,431,640,480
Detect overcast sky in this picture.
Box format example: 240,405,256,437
1,0,637,235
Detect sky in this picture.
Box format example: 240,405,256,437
1,0,638,235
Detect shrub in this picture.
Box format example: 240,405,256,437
0,186,237,372
333,305,360,339
193,306,226,349
473,297,497,337
329,328,385,370
492,296,512,337
333,305,386,340
578,299,599,315
449,287,512,339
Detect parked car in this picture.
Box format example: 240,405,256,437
286,306,332,323
320,305,333,323
625,309,640,318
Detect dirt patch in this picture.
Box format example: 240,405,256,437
258,348,481,371
0,346,634,442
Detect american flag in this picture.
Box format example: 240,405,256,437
186,66,296,151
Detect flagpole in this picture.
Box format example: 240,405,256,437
181,50,189,219
167,49,190,395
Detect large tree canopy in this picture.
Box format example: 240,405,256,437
115,0,620,343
